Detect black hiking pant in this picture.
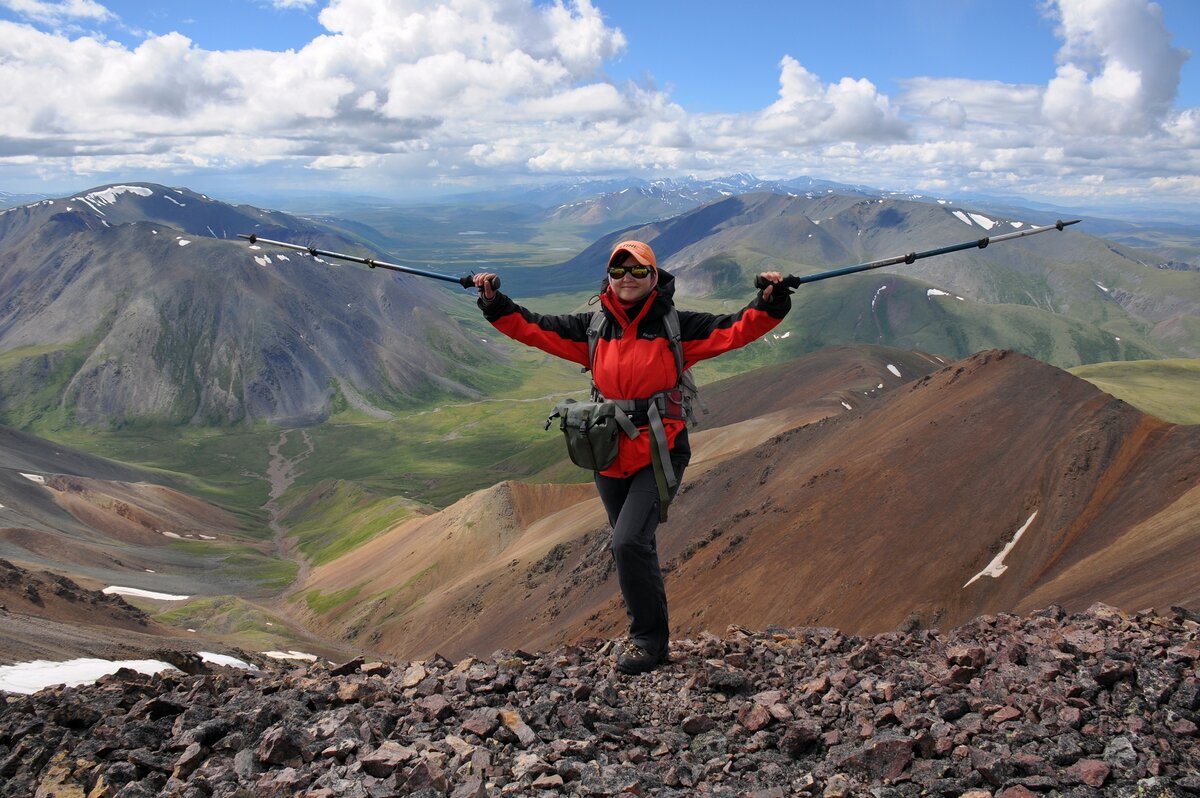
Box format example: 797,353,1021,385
594,432,690,659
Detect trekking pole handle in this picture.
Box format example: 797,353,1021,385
466,274,502,291
754,274,803,291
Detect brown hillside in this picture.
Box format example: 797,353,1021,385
301,348,1200,661
297,346,944,658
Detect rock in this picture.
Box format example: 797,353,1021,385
1064,758,1110,787
738,702,773,732
256,724,310,767
403,758,449,793
498,708,539,749
360,740,418,777
461,709,500,738
171,742,205,780
330,656,365,676
681,715,717,735
830,735,915,781
0,608,1196,798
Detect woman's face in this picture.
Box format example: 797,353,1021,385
608,256,656,303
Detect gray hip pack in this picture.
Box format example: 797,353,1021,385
545,398,640,472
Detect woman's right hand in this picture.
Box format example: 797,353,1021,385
473,272,499,301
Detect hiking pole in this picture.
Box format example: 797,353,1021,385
237,233,499,290
755,219,1081,290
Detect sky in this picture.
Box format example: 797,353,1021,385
0,0,1197,213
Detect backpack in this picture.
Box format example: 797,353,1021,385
582,307,707,522
584,307,706,426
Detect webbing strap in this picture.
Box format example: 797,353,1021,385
647,402,677,523
611,406,641,439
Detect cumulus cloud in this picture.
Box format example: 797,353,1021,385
1042,0,1188,134
0,0,111,24
0,0,1195,209
754,57,907,145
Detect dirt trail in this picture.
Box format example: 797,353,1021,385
264,430,314,591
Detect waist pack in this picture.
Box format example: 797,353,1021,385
545,398,640,472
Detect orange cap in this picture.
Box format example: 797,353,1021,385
608,240,657,271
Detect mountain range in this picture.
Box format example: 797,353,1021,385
5,180,1199,431
0,177,1197,682
0,184,500,427
2,343,1196,668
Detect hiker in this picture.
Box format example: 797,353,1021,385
473,240,791,674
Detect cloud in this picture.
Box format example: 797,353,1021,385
1042,0,1189,134
0,0,1195,210
0,0,111,24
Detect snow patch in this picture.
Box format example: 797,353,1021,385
968,213,996,230
83,185,153,206
263,650,319,662
254,256,271,267
161,530,182,539
1010,221,1025,228
887,364,902,377
964,511,1038,587
0,658,177,695
20,473,45,485
164,194,185,207
951,210,972,225
927,288,951,298
841,401,853,410
199,652,257,670
872,285,887,309
1094,281,1110,293
103,586,190,600
177,239,191,247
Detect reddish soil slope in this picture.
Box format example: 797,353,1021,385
301,348,1200,660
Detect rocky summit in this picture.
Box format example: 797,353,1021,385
2,604,1198,798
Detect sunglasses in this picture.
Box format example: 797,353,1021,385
607,265,653,279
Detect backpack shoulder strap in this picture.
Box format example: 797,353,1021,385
586,310,606,373
662,307,685,383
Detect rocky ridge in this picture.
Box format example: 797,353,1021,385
2,603,1198,797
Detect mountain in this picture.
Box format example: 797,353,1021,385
0,190,51,210
510,192,1200,366
542,173,879,233
290,346,1200,661
0,424,260,594
0,183,500,427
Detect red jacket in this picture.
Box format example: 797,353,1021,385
479,269,790,478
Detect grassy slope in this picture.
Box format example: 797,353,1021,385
1069,359,1200,425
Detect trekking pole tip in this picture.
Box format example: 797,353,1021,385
237,233,257,244
1056,219,1082,230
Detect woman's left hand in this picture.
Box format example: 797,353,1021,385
758,271,784,300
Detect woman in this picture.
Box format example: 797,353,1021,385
474,240,791,674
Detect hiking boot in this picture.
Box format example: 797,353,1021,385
616,641,666,675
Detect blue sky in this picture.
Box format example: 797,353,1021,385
1,0,1197,213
